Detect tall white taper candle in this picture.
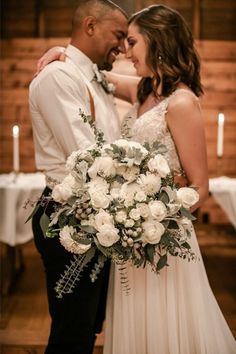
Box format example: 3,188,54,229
12,125,20,172
217,113,224,158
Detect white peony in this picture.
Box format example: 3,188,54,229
177,187,199,209
88,156,116,179
94,209,114,230
147,154,170,177
115,210,127,223
148,200,167,221
137,173,161,196
59,226,91,254
88,176,109,195
142,220,165,244
90,191,110,209
96,225,120,247
120,182,142,207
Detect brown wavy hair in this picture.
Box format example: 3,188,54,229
128,5,203,103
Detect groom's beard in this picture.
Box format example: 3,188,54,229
98,62,113,71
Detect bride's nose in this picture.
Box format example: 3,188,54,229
125,46,132,59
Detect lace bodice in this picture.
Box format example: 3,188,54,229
121,91,186,173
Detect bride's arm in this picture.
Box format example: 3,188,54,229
166,93,209,212
36,46,65,74
36,47,140,104
105,72,140,104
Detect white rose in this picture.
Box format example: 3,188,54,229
136,203,150,219
81,214,95,228
96,225,120,247
134,190,147,202
63,173,83,191
129,208,141,221
124,219,135,228
59,226,91,254
148,200,167,221
142,220,165,244
115,210,127,223
138,173,161,196
177,187,199,209
90,191,110,210
52,183,72,203
167,202,181,215
88,156,116,179
94,209,114,230
179,216,192,229
147,154,170,177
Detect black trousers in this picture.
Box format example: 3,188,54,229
32,187,110,354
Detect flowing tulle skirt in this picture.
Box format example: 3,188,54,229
104,226,236,354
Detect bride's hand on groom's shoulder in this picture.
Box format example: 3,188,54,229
35,46,66,77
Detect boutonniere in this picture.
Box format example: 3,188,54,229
92,64,115,94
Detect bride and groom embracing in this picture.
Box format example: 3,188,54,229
29,0,236,353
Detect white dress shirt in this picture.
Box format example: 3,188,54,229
29,44,120,185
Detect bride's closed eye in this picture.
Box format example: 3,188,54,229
127,38,136,48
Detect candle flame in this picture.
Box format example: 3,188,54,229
13,125,19,137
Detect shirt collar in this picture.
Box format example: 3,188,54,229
65,44,95,82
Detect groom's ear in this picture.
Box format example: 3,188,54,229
83,16,97,36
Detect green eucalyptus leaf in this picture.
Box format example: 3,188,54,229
40,213,50,237
156,253,168,272
146,244,155,263
180,207,196,221
25,203,40,224
79,225,97,234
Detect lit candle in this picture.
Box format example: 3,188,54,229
12,125,20,172
217,113,224,158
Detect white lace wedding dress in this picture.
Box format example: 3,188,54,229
103,89,236,354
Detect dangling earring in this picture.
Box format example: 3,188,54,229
158,55,163,65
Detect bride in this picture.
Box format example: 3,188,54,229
36,4,236,353
102,5,236,354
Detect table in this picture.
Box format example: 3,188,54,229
0,172,45,294
209,176,236,229
0,172,46,246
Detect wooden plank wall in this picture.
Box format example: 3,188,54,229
0,39,236,223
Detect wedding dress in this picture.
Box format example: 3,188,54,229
103,89,236,354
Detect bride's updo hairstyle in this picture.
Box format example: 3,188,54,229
128,5,203,103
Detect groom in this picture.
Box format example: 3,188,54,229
29,1,128,353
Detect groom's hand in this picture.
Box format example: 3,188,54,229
174,174,188,187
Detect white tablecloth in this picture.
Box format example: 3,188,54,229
0,173,46,246
209,177,236,229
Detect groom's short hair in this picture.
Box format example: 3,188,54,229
72,0,127,29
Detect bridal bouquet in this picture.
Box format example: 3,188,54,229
38,111,199,298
